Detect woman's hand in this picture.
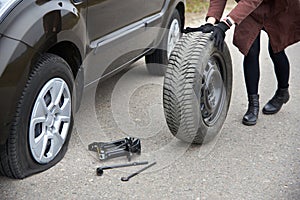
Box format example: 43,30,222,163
183,23,214,33
183,16,217,33
210,21,230,51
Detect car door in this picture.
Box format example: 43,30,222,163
144,0,165,16
84,0,147,85
143,0,168,53
87,0,145,41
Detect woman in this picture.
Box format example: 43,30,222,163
187,0,300,125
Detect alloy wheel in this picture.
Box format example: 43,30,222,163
29,78,71,164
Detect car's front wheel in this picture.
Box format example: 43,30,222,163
0,54,74,179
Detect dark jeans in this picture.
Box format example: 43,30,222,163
243,32,290,95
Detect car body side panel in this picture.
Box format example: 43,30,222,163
87,0,145,42
83,17,150,86
145,0,166,16
83,0,147,84
83,0,185,86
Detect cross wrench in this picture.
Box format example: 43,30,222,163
96,161,148,176
121,161,156,181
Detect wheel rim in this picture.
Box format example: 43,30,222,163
29,78,71,164
200,57,225,126
167,18,181,59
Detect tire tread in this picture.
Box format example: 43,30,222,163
163,32,231,143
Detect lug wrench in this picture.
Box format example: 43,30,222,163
121,161,156,181
96,161,148,176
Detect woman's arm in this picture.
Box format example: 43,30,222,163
206,0,227,23
206,0,264,25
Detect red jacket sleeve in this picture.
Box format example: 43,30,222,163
206,0,227,22
206,0,264,25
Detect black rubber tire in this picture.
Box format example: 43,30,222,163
145,9,182,76
0,53,74,179
163,32,232,144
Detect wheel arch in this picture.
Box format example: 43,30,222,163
47,41,84,112
175,1,185,31
0,0,86,76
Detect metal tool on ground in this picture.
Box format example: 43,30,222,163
88,137,141,161
96,161,148,176
121,161,157,182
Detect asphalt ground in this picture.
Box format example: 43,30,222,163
0,10,299,200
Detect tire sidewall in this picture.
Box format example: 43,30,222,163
11,54,74,177
193,41,232,143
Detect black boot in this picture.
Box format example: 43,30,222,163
243,94,259,126
262,88,289,114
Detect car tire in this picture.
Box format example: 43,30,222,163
163,32,232,144
0,53,74,179
145,9,182,76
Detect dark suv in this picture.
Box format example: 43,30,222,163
0,0,185,179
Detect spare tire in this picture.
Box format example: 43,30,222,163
163,32,232,144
